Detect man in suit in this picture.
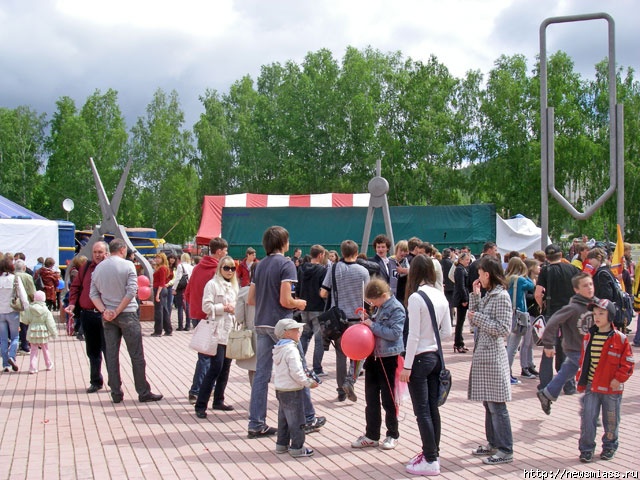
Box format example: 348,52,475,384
368,234,392,284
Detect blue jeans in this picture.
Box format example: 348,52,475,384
248,326,315,431
542,350,582,401
103,312,151,398
408,352,441,462
299,311,324,373
153,287,171,335
579,386,621,453
189,352,211,396
506,323,535,370
0,312,20,368
175,293,190,330
483,401,513,454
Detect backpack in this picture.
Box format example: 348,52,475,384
598,269,634,330
34,270,45,291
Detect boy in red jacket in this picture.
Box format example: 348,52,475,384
576,299,634,463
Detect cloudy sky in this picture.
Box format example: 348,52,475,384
1,0,638,129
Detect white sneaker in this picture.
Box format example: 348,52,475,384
406,456,440,476
351,435,378,448
46,362,54,371
381,436,398,450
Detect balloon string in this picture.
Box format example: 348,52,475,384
379,356,400,416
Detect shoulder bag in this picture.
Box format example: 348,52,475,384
533,265,555,346
226,316,254,360
189,319,219,356
417,290,451,407
10,276,26,312
318,263,348,341
510,278,530,335
176,273,188,291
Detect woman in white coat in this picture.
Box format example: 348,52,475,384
194,256,238,419
467,255,513,465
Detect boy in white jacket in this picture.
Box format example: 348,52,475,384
272,318,319,458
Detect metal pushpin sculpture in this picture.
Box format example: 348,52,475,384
78,157,154,282
361,158,395,256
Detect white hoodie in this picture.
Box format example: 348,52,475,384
272,340,314,391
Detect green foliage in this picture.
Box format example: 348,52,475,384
1,47,639,244
0,106,46,210
128,89,197,243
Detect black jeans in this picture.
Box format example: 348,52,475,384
364,355,399,441
194,344,232,413
81,309,106,387
408,352,441,462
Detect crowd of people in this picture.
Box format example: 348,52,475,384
0,230,636,474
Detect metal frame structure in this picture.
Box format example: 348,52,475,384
540,12,624,248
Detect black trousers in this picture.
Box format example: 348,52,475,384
81,309,106,387
364,355,399,441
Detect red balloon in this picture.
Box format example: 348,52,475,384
340,323,375,360
138,286,151,301
137,275,150,288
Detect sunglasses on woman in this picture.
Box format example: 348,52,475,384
222,265,236,272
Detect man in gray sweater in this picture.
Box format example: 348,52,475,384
536,272,595,415
90,238,162,404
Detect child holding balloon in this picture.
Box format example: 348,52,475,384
351,278,405,450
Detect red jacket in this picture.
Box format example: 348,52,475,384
184,256,219,320
236,259,257,288
576,327,634,394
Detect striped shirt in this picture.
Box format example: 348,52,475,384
322,260,369,319
588,331,609,382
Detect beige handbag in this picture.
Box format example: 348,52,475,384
226,321,254,360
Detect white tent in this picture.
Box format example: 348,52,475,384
0,218,59,268
496,214,551,259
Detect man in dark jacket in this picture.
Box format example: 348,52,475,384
535,244,581,392
66,241,108,393
297,245,328,376
368,234,392,284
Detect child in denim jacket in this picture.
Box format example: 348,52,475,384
351,279,405,451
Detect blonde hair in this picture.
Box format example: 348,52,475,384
217,255,239,291
394,240,409,256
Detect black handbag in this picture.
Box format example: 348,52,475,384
318,263,348,341
176,273,188,291
417,290,452,407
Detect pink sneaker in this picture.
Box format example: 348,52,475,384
406,456,440,476
406,452,424,467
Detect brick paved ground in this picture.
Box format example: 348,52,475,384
1,313,638,480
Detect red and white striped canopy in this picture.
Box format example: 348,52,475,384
196,193,370,244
